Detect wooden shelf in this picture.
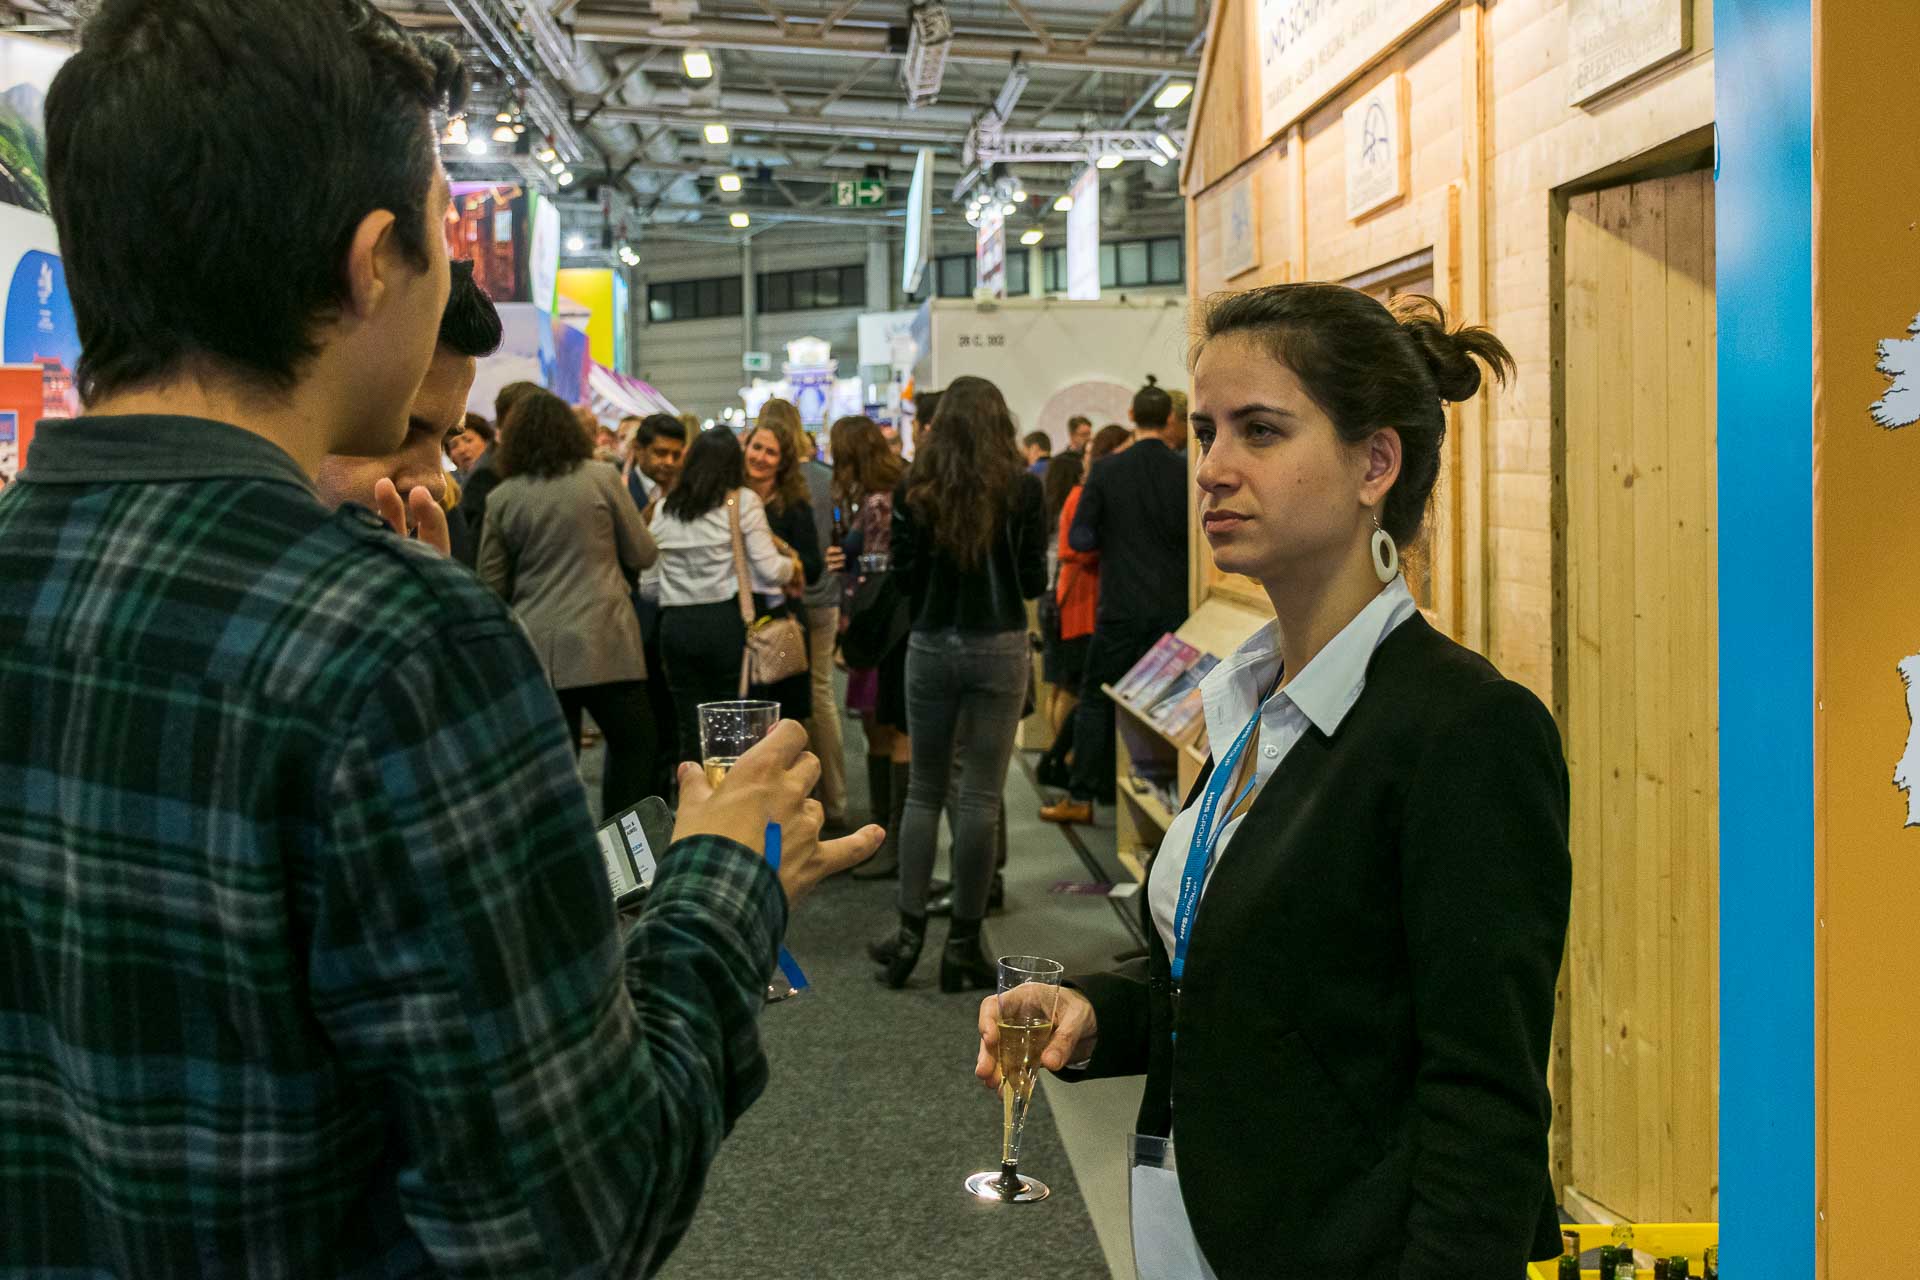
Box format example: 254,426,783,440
1116,847,1148,883
1118,777,1176,831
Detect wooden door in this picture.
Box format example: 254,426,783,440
1561,168,1718,1222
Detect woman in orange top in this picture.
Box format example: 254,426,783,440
1036,423,1133,789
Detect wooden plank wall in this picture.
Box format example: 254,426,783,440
1184,0,1720,1226
1563,171,1718,1221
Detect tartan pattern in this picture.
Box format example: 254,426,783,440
0,418,786,1278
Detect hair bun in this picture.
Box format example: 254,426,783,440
1143,373,1159,387
1389,294,1514,403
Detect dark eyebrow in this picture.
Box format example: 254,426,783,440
1226,403,1298,422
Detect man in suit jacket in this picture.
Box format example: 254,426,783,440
1041,380,1189,823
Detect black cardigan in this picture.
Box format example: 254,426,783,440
1065,613,1571,1279
890,471,1046,633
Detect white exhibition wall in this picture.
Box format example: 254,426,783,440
922,296,1190,450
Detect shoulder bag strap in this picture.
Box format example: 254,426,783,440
728,494,756,696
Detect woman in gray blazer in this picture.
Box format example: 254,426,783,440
479,391,659,815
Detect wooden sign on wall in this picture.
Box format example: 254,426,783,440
1221,174,1260,279
1255,0,1447,141
1566,0,1692,106
1343,74,1407,221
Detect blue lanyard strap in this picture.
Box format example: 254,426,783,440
1169,707,1262,986
764,822,810,992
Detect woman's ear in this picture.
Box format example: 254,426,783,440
1359,427,1403,507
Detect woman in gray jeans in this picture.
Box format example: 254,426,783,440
872,376,1048,991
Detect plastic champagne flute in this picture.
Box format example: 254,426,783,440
965,955,1065,1203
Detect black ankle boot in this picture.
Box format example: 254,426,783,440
940,917,995,993
851,758,904,880
870,912,927,988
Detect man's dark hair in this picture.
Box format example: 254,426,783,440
1131,375,1173,430
440,260,503,358
495,381,543,432
639,413,688,446
496,391,593,481
49,0,467,402
1022,431,1051,455
463,413,496,445
1066,414,1092,432
664,428,744,523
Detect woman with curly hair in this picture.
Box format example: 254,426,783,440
739,398,822,723
478,390,659,815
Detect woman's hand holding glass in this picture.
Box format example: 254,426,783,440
824,545,847,574
974,984,1099,1089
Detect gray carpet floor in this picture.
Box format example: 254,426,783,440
651,871,1111,1280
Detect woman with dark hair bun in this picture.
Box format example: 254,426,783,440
478,390,659,816
975,284,1570,1279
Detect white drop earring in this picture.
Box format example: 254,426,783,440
1370,512,1399,584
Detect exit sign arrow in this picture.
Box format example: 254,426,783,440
834,179,887,207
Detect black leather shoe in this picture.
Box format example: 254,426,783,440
1035,753,1070,790
940,930,996,994
871,913,927,988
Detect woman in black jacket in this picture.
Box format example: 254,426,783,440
973,286,1571,1279
741,399,823,724
872,376,1046,991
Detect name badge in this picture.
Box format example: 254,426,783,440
1129,1134,1219,1280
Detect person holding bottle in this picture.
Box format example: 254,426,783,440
975,285,1571,1278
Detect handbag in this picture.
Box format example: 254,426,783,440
840,570,910,668
729,494,810,695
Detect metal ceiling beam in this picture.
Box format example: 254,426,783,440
1004,0,1058,52
569,13,1197,77
593,102,967,144
1075,0,1155,51
814,0,862,40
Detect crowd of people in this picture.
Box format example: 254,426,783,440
0,1,1576,1275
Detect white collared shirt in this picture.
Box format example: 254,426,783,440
648,487,794,608
1147,577,1419,957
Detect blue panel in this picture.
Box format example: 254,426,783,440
1715,1,1814,1275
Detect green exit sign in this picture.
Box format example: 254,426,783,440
834,179,886,207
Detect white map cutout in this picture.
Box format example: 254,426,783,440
1897,656,1920,828
1871,310,1920,429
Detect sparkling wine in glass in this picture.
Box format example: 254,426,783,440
965,955,1065,1204
695,699,804,1002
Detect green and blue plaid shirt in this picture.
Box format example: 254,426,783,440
0,416,787,1278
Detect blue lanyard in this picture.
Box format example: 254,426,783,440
763,822,810,992
1169,703,1266,987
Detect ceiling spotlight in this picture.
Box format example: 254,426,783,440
718,172,742,192
496,110,513,124
565,234,585,254
730,211,750,228
683,48,714,80
537,147,556,163
492,124,516,143
1154,132,1181,160
466,137,488,156
1096,154,1123,170
1053,194,1073,212
513,123,526,135
1012,188,1027,202
704,123,730,145
1146,152,1168,167
549,161,566,175
558,171,575,187
1002,202,1016,215
442,117,468,146
1154,81,1194,110
1020,229,1044,246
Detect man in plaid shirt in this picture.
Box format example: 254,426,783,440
0,1,879,1275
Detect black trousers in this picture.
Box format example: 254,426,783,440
557,679,655,819
659,600,814,764
1069,614,1185,803
635,594,679,797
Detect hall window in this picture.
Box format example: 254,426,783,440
646,273,743,323
757,263,867,313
